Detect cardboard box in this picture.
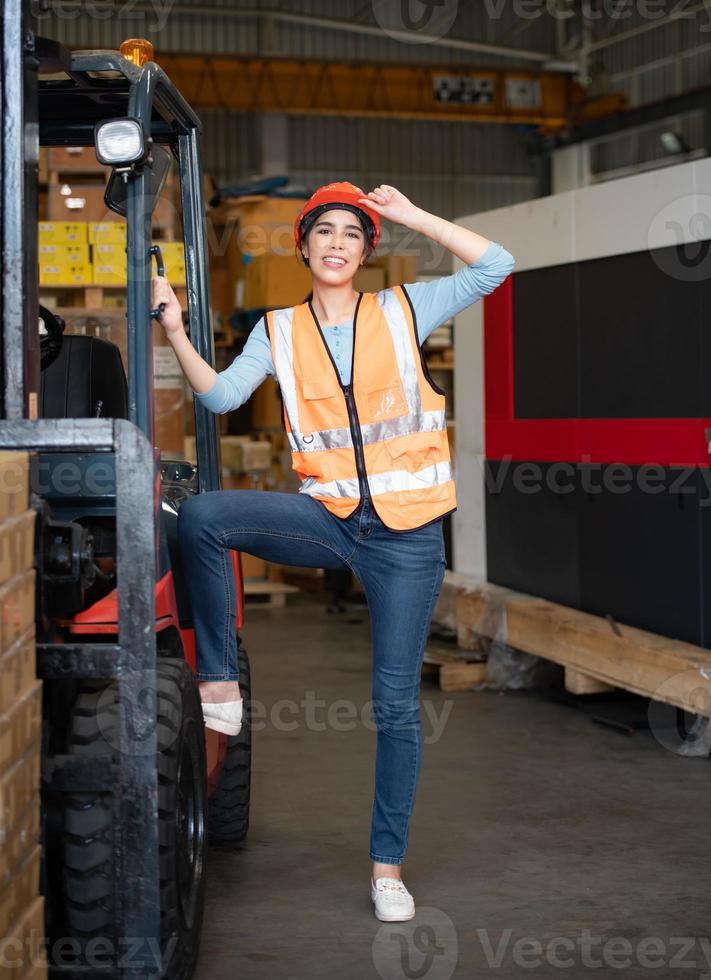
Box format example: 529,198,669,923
0,512,35,589
210,266,231,316
89,221,126,244
48,145,104,173
48,183,115,223
222,473,267,492
0,794,39,881
92,264,126,286
0,454,29,524
221,437,271,474
0,894,46,979
91,243,124,262
0,683,42,780
39,261,92,287
91,243,126,285
0,747,41,860
215,195,306,261
239,553,268,580
0,631,37,720
37,221,88,245
250,377,283,430
0,845,41,940
380,253,418,286
237,253,311,311
161,242,185,265
37,243,89,263
0,572,36,655
353,265,386,294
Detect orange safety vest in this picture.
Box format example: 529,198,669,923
265,287,457,532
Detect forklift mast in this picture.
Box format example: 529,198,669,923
0,3,228,975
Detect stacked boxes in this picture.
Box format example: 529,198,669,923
38,221,186,289
90,223,127,286
0,452,46,979
38,222,91,286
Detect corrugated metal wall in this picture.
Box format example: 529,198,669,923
41,1,545,269
40,0,557,65
41,2,710,225
587,8,710,178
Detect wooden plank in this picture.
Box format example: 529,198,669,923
243,578,300,609
450,574,711,717
422,644,487,692
564,666,614,695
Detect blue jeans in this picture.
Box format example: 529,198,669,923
177,490,446,865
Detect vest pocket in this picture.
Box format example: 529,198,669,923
299,375,342,437
362,380,408,424
385,436,440,480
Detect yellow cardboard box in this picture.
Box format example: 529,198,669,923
92,264,126,286
37,243,90,264
91,243,124,262
37,221,88,245
91,244,126,285
39,261,92,286
161,241,184,264
89,221,126,244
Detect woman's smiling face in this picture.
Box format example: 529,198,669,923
301,208,368,282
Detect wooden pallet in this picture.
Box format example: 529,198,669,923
437,571,711,717
39,284,188,309
421,643,487,692
243,578,300,608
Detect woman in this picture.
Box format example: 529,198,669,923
152,182,514,923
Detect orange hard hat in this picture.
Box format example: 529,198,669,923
294,181,381,250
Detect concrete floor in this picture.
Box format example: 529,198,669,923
195,594,711,980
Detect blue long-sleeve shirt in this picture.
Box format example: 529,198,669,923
195,241,514,414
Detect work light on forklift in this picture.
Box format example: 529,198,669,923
94,118,147,167
119,38,154,67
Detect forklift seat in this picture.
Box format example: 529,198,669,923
40,334,129,419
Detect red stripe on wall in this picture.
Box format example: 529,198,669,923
483,280,711,466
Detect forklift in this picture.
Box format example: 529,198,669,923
1,3,251,977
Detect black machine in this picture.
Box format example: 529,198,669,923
1,4,252,977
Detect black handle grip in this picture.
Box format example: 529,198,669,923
150,244,167,320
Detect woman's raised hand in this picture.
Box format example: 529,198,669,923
151,275,184,335
358,185,420,226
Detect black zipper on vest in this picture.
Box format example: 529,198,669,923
307,293,370,503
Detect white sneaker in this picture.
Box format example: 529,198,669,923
201,698,243,736
371,877,416,922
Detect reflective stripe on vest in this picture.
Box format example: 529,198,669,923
267,286,457,530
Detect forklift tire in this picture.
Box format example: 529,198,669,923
207,641,252,848
61,658,207,980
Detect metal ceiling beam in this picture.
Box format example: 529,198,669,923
150,54,573,129
47,1,562,66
